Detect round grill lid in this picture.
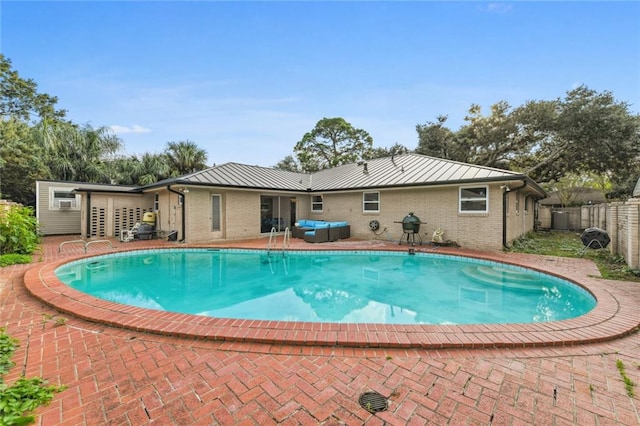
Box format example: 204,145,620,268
402,212,420,223
581,227,610,249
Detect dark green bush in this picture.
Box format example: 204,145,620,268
0,206,40,255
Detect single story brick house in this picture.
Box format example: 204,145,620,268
65,154,545,251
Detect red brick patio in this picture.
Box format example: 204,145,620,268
2,236,639,425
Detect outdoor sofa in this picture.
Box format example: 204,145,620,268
292,220,350,243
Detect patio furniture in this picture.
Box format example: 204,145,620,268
294,219,350,241
292,226,313,239
303,226,331,243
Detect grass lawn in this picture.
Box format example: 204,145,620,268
509,230,640,282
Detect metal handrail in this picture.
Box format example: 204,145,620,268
59,239,85,253
267,226,277,256
282,227,290,257
85,240,113,252
59,239,114,253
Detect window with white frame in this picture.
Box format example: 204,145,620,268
211,194,221,231
49,188,79,210
459,186,488,213
311,195,323,212
363,192,380,212
154,193,159,212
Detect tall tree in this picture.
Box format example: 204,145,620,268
457,101,535,169
364,143,412,160
294,117,374,172
107,154,167,186
273,155,302,173
415,115,462,161
514,86,640,187
0,119,50,205
415,86,640,196
164,140,208,176
0,54,66,123
35,122,124,182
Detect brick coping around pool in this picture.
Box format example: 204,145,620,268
24,244,640,349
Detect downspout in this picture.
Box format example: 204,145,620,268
502,180,528,249
85,192,92,238
167,185,186,242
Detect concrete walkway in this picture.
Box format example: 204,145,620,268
1,236,639,425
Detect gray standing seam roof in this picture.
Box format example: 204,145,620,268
144,154,545,195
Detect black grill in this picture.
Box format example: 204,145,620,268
581,227,610,249
402,213,421,233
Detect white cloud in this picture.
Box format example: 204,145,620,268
481,3,513,14
111,124,152,134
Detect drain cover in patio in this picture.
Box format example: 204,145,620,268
358,391,388,413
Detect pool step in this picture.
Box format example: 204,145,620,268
461,266,542,290
475,266,538,283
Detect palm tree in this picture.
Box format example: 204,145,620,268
164,140,208,176
138,153,172,185
36,121,123,183
108,153,171,185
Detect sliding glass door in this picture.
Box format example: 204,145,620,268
260,195,296,233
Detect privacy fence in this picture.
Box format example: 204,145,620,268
538,198,640,269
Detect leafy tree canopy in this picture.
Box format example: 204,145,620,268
294,117,374,172
416,86,640,196
273,155,302,173
364,142,412,160
0,57,215,203
0,119,50,204
164,140,208,176
0,54,67,123
35,121,124,183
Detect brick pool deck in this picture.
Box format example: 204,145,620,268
2,236,639,424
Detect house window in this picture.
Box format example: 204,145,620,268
154,193,159,212
524,196,530,214
363,192,380,212
50,188,79,210
211,194,221,231
311,195,323,212
459,186,488,213
178,194,184,205
515,193,520,214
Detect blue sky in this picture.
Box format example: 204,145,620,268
2,1,639,167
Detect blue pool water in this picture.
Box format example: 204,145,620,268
54,249,596,325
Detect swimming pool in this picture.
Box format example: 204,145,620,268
54,249,596,325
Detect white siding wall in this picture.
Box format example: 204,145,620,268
36,181,82,235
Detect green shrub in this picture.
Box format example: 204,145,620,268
0,254,32,267
0,206,40,255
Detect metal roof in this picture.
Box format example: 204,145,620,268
142,154,545,196
309,154,536,191
177,162,310,191
42,181,140,194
